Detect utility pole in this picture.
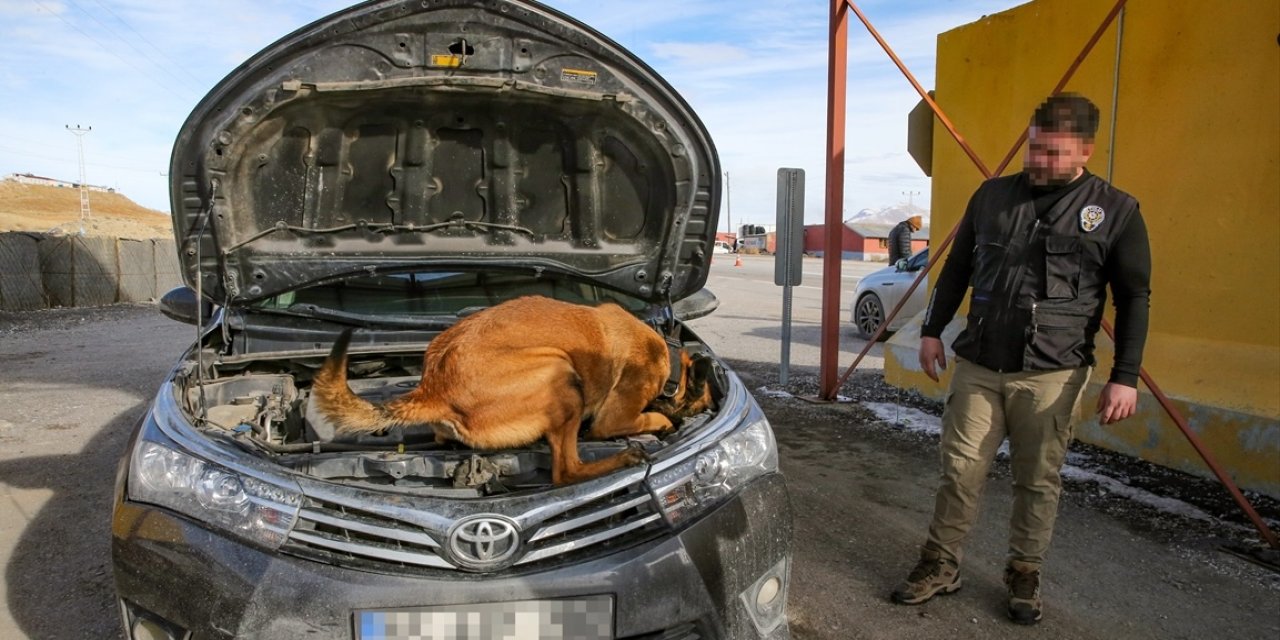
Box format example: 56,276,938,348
724,170,732,241
902,189,920,208
66,124,92,224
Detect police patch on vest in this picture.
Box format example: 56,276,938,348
1080,205,1105,232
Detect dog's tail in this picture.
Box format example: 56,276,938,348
310,328,395,433
311,328,455,434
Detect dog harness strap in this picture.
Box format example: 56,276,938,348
654,297,683,399
661,335,683,398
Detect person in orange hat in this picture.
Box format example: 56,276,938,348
888,214,923,264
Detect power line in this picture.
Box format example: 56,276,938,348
0,133,52,147
64,0,204,94
31,0,196,99
88,0,206,88
0,144,161,174
0,135,162,170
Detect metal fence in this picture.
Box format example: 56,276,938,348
0,232,183,311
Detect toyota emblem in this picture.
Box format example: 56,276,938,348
447,515,521,571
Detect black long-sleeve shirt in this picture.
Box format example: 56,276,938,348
922,172,1151,386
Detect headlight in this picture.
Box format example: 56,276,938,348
648,408,779,526
128,440,302,549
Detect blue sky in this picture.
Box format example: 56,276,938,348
0,0,1015,225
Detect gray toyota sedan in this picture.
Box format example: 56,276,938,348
110,1,793,639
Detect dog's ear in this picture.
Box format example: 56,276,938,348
690,354,713,381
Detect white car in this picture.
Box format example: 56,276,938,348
850,247,929,340
713,240,734,254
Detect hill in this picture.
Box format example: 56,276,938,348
845,202,930,226
0,179,172,239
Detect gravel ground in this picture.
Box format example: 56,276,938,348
737,361,1280,593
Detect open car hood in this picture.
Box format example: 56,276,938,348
170,0,720,306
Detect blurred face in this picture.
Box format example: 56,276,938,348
1024,126,1094,187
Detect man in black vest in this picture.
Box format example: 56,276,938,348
889,94,1151,625
888,215,923,264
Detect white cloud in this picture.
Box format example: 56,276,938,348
533,0,724,45
650,41,750,67
1,0,1011,219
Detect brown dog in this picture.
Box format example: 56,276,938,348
311,295,714,485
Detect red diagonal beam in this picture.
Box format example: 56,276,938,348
842,0,992,179
824,0,1277,549
1103,328,1278,549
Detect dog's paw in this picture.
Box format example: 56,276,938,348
621,441,651,465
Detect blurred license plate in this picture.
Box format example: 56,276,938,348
356,596,614,640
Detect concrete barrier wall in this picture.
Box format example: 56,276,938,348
0,232,183,311
118,238,155,303
154,240,182,296
0,233,45,311
74,236,116,307
37,235,74,308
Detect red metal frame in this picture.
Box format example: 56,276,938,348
820,0,1277,548
819,0,849,396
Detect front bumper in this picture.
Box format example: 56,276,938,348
112,471,793,639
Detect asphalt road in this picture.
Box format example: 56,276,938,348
1,257,1277,640
691,253,887,376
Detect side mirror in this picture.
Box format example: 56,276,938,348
673,288,719,322
894,258,910,272
159,286,213,325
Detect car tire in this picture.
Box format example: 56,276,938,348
854,292,887,341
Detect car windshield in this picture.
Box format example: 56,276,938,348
252,270,647,317
907,248,929,271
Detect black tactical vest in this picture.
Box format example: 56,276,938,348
952,173,1139,371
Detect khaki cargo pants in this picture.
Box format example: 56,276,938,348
924,358,1091,567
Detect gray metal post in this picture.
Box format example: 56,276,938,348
781,279,794,385
776,168,805,385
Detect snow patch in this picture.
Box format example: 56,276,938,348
864,402,941,436
1059,465,1218,523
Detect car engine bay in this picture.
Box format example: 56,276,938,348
175,339,723,497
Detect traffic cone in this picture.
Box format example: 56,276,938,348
734,254,743,268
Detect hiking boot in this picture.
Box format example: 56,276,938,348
890,550,961,605
1004,560,1043,625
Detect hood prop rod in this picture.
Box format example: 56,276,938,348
191,182,217,427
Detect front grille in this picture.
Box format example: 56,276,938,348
286,500,452,569
517,484,664,566
282,481,666,573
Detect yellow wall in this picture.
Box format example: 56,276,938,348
890,0,1280,495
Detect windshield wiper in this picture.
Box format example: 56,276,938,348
248,304,458,329
224,216,537,252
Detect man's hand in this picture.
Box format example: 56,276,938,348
919,337,947,382
1096,382,1138,424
